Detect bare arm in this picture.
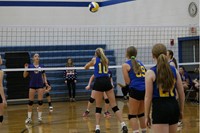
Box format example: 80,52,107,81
122,63,130,85
45,85,52,92
110,77,114,87
86,74,95,90
145,70,154,127
23,63,29,78
0,55,2,65
176,70,185,119
0,71,6,103
42,73,48,85
193,79,199,84
88,74,95,86
84,58,95,70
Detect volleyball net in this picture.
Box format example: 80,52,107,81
0,25,199,102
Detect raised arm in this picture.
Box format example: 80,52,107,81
23,63,29,78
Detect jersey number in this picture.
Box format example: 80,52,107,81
159,87,175,97
159,80,175,97
136,66,146,78
98,63,108,74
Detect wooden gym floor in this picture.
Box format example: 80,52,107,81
0,99,199,133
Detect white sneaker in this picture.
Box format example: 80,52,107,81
25,118,32,124
49,106,53,112
178,121,183,127
38,117,42,123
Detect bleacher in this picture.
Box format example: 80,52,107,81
1,44,116,101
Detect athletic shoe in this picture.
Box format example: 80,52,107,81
82,110,90,117
122,126,128,133
69,98,71,102
178,121,183,127
123,96,128,100
72,98,76,102
49,106,53,112
25,118,32,124
38,117,42,123
95,129,100,133
104,111,111,118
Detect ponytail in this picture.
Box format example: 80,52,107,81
131,56,142,74
172,58,178,69
96,48,109,67
157,54,175,91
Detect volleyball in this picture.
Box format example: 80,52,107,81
89,2,99,13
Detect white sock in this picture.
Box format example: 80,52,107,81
120,122,126,128
38,112,42,118
95,125,100,130
133,130,139,133
86,109,90,112
28,112,32,119
141,128,147,133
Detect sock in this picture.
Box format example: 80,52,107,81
120,122,126,128
141,128,147,133
86,109,90,112
95,125,100,130
48,102,52,107
133,130,139,133
28,112,32,119
38,112,42,118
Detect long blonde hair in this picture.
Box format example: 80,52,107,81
126,46,142,74
152,43,175,91
95,48,109,67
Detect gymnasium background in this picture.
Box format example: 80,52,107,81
0,0,199,101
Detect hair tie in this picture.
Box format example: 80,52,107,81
131,56,136,59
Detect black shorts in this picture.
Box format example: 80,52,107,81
129,88,145,100
152,98,180,125
0,96,2,103
30,87,43,90
93,77,113,92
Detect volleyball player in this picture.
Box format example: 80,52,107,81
122,46,146,133
82,72,113,118
167,50,183,126
0,57,7,125
44,80,53,112
145,43,185,133
84,48,128,133
167,50,178,69
23,53,48,124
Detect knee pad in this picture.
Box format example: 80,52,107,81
38,100,43,106
45,92,50,97
28,100,34,106
0,116,3,123
137,113,144,118
128,114,137,120
96,107,102,114
112,106,119,113
89,97,95,103
104,99,110,104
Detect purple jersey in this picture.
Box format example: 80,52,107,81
28,64,45,88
